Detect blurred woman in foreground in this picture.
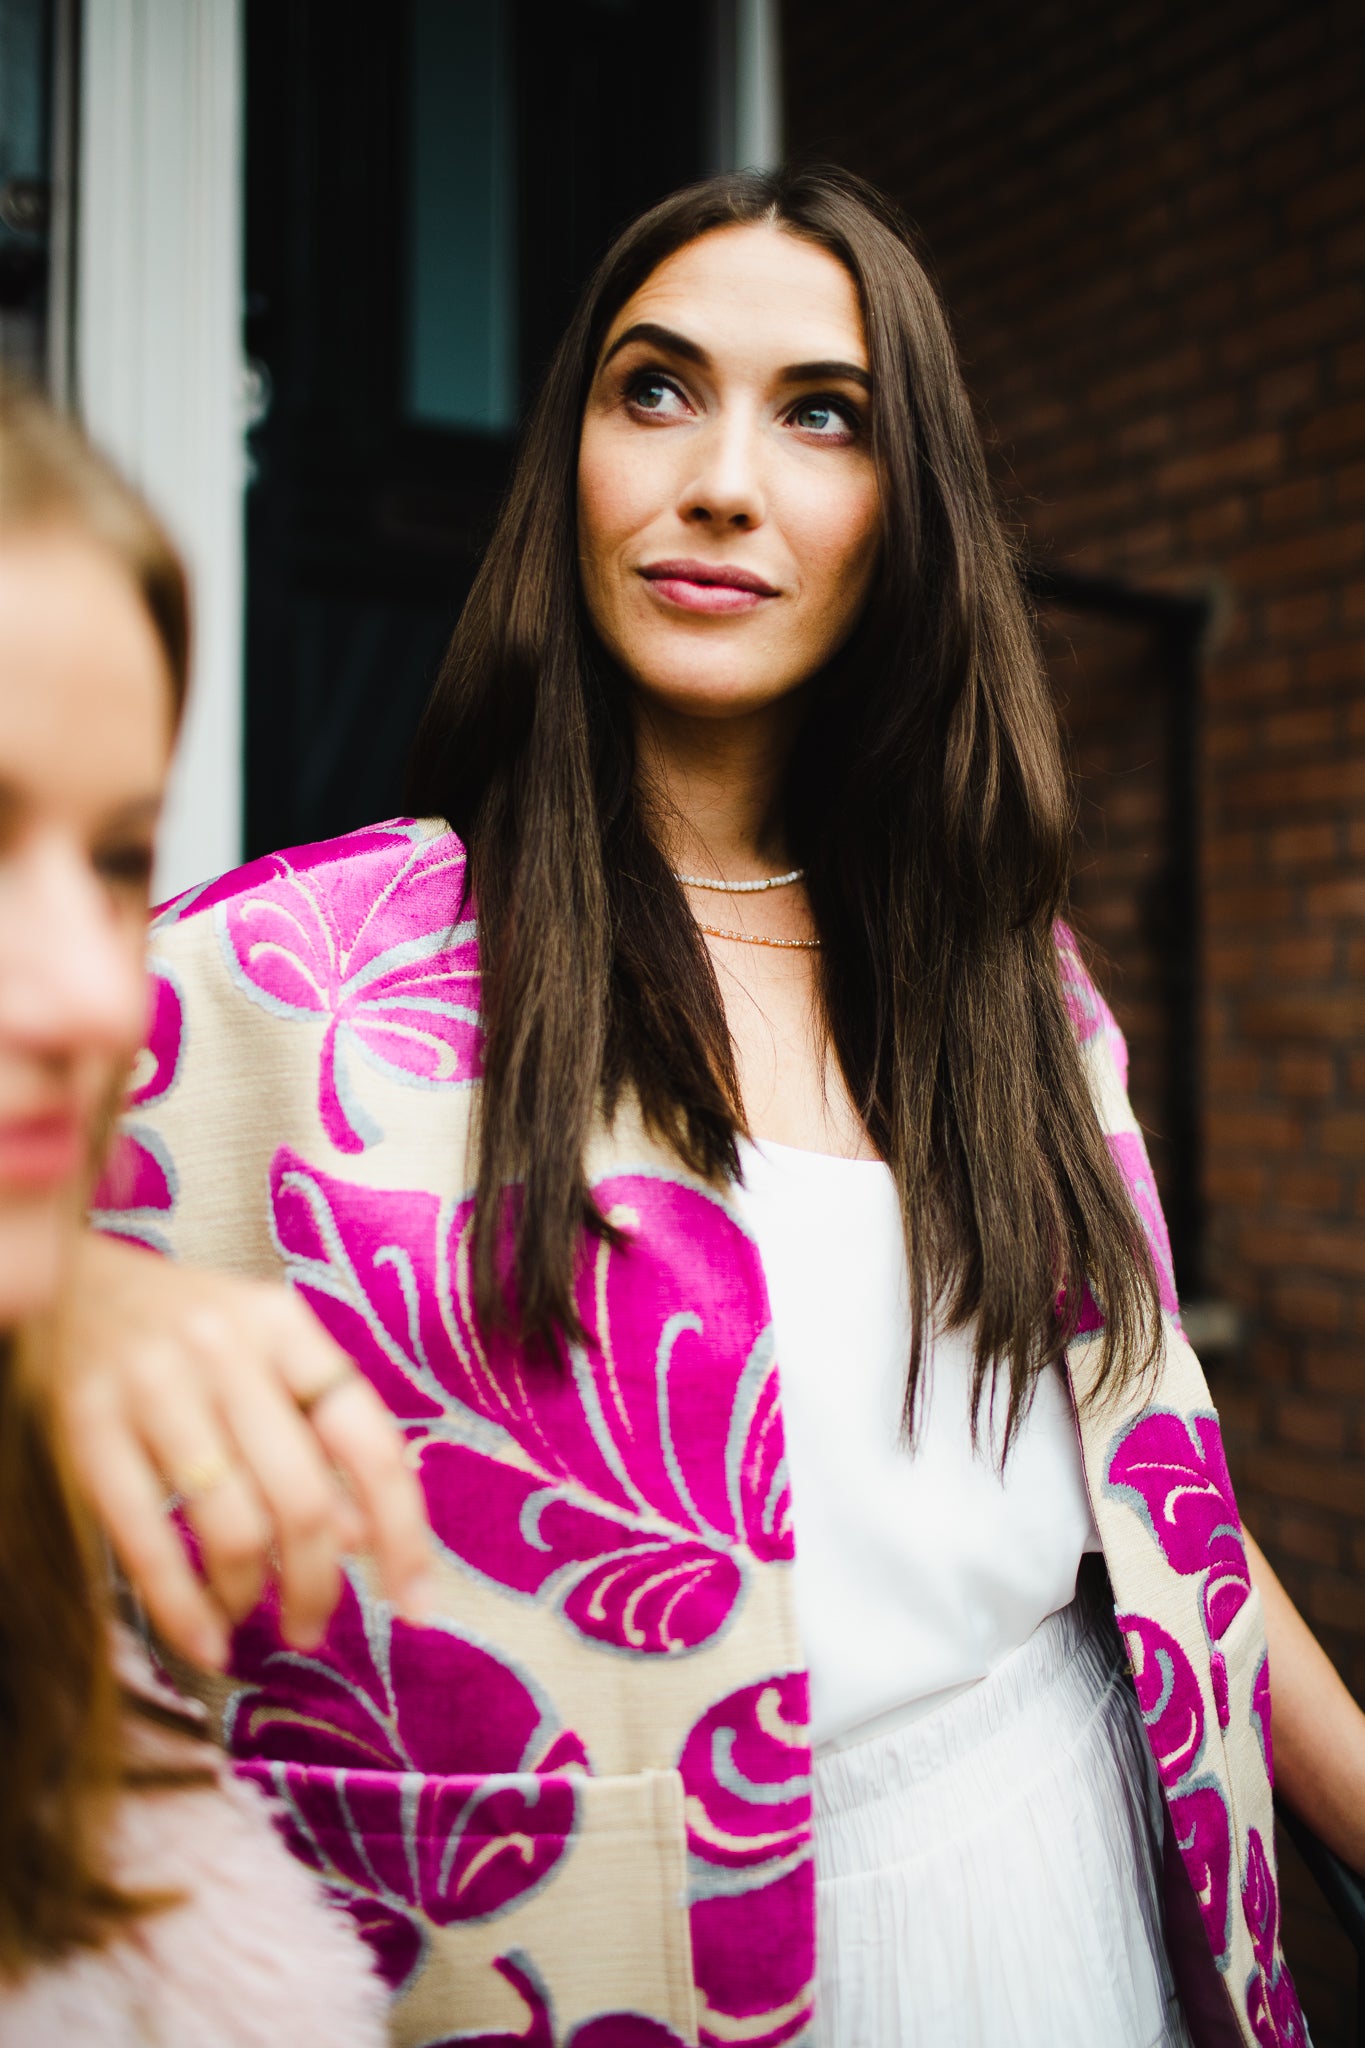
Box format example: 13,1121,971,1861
0,382,386,2044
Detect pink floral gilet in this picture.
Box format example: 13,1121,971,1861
95,819,1307,2048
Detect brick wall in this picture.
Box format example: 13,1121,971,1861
784,0,1365,2034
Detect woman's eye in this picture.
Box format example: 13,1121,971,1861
625,372,689,419
94,841,155,895
789,397,859,439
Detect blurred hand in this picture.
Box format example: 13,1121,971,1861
54,1230,436,1668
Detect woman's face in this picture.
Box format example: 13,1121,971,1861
0,527,170,1321
577,224,881,722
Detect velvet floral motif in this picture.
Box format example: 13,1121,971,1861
428,1951,691,2047
211,821,482,1153
1055,922,1130,1086
90,964,184,1251
1108,1406,1257,1973
226,1571,586,1993
269,1152,791,1657
1117,1614,1206,1787
1107,1409,1252,1645
677,1675,815,2048
1242,1829,1309,2047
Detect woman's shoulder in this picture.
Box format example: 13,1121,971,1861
1052,919,1131,1100
151,815,469,945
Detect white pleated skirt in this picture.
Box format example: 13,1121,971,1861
811,1594,1196,2047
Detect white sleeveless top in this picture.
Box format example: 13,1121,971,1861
734,1137,1100,1753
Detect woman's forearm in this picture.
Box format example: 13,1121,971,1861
1246,1530,1365,1873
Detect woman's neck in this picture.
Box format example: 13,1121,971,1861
633,697,799,882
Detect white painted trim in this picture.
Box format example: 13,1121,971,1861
735,0,782,172
75,0,244,900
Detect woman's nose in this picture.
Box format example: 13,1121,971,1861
678,415,767,530
0,849,146,1066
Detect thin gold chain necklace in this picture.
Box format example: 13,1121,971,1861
696,922,822,950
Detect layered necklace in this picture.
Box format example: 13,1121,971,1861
674,865,821,950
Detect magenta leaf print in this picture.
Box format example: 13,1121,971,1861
1242,1827,1278,1974
1107,1409,1251,1642
1251,1653,1274,1784
1246,1963,1310,2048
692,1859,815,2048
680,1675,811,1874
1117,1614,1206,1788
214,821,481,1152
1055,922,1129,1088
269,1152,791,1655
91,963,184,1252
226,1569,582,1990
1242,1831,1308,2048
679,1679,815,2048
426,1952,691,2048
1106,1130,1180,1322
1169,1780,1233,1967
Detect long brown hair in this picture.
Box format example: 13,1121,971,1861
0,379,191,1975
409,166,1161,1437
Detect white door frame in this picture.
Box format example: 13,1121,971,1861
75,0,244,901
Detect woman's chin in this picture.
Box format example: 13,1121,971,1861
627,660,809,725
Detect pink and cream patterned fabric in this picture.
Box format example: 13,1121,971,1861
94,824,1306,2048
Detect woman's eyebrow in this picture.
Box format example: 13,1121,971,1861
784,359,871,390
599,321,710,372
598,322,871,391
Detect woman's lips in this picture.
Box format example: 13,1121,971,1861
639,561,779,615
0,1112,84,1191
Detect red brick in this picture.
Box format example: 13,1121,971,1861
1263,707,1338,754
1274,1514,1344,1570
1232,523,1365,586
1339,340,1365,392
1255,361,1320,422
1308,1573,1365,1634
1207,1049,1264,1095
1270,1280,1346,1334
1259,477,1325,528
1286,161,1365,233
1154,433,1283,498
1275,1166,1346,1213
1226,756,1365,810
1304,876,1365,921
1322,1116,1365,1157
1204,827,1257,876
1336,1336,1365,1396
1206,1161,1268,1205
1304,641,1365,689
1301,400,1365,459
1206,653,1293,704
1220,288,1365,373
1261,591,1333,641
1206,1106,1303,1152
1265,936,1336,981
1242,993,1365,1041
1187,498,1250,550
1275,1396,1347,1454
1339,463,1365,511
1243,1447,1365,1516
1327,217,1365,276
1275,1051,1337,1097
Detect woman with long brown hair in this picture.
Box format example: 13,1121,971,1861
0,382,389,2043
77,169,1363,2045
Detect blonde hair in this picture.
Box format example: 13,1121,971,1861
0,381,194,1976
0,377,190,724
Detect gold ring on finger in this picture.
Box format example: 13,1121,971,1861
171,1451,237,1504
293,1362,354,1418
